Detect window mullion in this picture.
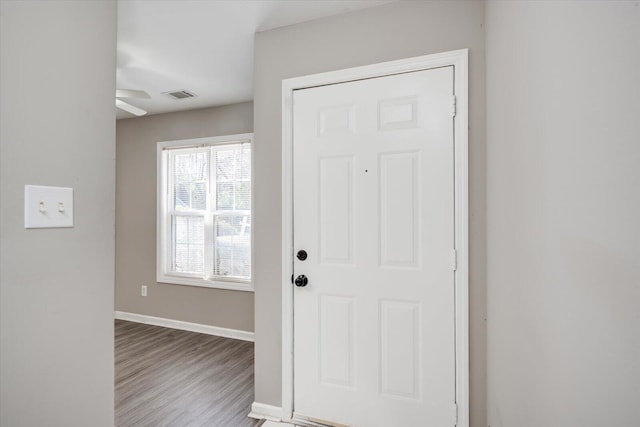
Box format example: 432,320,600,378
203,147,215,280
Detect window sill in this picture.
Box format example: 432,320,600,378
157,273,253,292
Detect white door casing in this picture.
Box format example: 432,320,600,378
282,50,469,427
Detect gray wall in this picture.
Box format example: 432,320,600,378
0,1,116,426
486,1,640,426
253,2,487,425
116,102,255,332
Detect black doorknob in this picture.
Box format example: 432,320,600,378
297,250,308,261
294,275,308,287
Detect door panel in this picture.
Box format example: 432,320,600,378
293,66,456,427
319,156,354,264
319,294,355,388
379,300,421,399
379,151,420,267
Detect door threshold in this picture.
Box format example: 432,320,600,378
262,421,298,427
292,414,349,427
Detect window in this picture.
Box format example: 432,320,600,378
157,134,252,291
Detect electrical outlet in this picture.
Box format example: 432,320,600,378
141,285,147,297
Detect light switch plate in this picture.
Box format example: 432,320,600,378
24,185,74,229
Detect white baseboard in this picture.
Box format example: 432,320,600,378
248,402,283,421
115,311,254,342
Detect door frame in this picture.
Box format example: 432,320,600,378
281,49,469,427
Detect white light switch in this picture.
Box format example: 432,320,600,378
24,185,74,229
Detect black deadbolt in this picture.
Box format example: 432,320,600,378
294,275,308,287
297,250,308,261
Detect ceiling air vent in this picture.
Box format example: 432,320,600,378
162,90,197,100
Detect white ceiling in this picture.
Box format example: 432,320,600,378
116,0,396,119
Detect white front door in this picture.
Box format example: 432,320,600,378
292,66,457,427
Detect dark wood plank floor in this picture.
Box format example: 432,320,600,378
115,320,263,427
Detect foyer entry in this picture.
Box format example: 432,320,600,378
282,50,469,427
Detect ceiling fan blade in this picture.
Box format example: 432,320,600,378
116,89,150,99
116,99,147,116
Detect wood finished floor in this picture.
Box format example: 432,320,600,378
115,320,263,427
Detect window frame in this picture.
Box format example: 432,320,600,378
157,133,253,292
